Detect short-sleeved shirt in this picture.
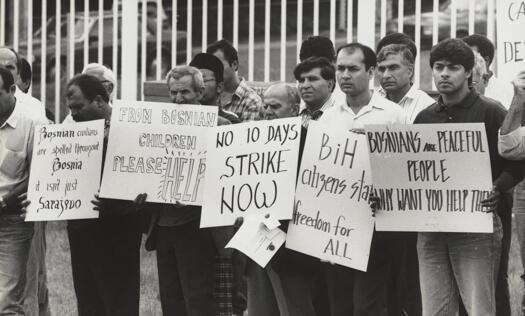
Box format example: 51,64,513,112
499,127,525,160
0,102,38,198
319,91,406,130
218,79,264,122
377,84,436,123
14,87,47,121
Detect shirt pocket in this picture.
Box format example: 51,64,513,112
0,148,26,179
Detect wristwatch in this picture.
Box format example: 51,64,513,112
0,196,7,212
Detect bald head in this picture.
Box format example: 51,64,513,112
263,83,300,120
0,47,20,82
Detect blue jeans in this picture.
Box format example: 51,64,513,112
513,180,525,316
0,215,34,315
417,214,502,316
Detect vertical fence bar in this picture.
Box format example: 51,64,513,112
347,0,353,43
432,0,439,90
450,0,457,38
41,0,47,105
0,0,5,45
248,0,254,81
414,0,421,88
69,0,75,79
156,0,162,80
296,0,302,63
186,0,192,63
468,0,475,34
98,0,103,63
202,0,208,51
84,0,89,67
264,0,270,82
233,0,238,49
27,0,33,95
55,0,61,122
13,0,19,50
330,0,335,45
357,0,375,48
171,0,177,68
121,0,138,100
112,0,118,80
280,0,286,81
217,0,223,40
487,0,495,43
141,0,146,99
398,0,404,33
338,0,346,31
380,0,386,39
313,0,319,36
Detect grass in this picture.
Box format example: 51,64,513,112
47,218,524,316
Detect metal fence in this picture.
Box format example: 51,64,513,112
0,0,496,121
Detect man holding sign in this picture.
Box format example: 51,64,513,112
65,74,144,316
413,39,524,316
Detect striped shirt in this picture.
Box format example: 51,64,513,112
219,79,264,122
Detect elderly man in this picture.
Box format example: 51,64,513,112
319,43,405,316
66,74,144,316
0,67,44,315
145,65,218,316
207,39,264,122
294,57,337,128
498,68,525,315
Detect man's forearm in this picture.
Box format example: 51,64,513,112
2,179,29,209
500,93,525,135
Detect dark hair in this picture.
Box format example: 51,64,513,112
19,57,32,83
376,32,417,58
66,74,109,103
0,67,15,92
299,36,336,63
206,39,238,65
190,53,224,82
0,47,21,73
462,34,495,66
337,43,377,71
293,57,335,90
429,38,474,72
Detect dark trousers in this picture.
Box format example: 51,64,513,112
323,232,392,316
67,212,142,316
156,221,217,316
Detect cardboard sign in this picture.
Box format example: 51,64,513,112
26,120,104,221
496,0,525,82
366,123,493,232
200,117,301,227
285,121,375,271
99,100,218,205
226,214,286,268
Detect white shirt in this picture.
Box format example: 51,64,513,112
14,87,47,121
498,127,525,160
377,85,436,123
319,91,406,131
486,76,513,110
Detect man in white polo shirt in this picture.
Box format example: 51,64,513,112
319,43,405,316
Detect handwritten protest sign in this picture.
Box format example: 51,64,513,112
366,123,493,233
26,120,104,221
497,0,525,82
286,121,374,271
200,117,301,227
99,100,217,205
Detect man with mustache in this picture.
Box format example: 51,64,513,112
414,38,524,316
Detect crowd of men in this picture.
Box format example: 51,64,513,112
1,30,525,316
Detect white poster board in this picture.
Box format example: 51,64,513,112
200,117,301,227
366,123,493,233
286,121,375,271
99,100,218,205
496,0,525,82
26,120,104,221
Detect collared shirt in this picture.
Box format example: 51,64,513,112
219,79,264,122
14,87,47,121
319,91,406,131
0,101,38,198
299,93,336,128
377,84,436,123
486,75,513,110
414,88,524,190
499,127,525,160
